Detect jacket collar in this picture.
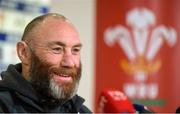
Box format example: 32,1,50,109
71,95,85,111
0,63,40,102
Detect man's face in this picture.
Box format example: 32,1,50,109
30,51,81,102
28,17,82,102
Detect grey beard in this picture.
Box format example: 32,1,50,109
49,78,79,100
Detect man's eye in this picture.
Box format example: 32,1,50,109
72,48,81,55
52,47,63,54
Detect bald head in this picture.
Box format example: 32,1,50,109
21,13,70,42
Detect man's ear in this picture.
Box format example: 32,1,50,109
16,41,31,65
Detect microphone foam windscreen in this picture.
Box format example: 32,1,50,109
98,88,135,113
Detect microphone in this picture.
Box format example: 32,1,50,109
176,106,180,113
98,88,135,113
133,103,153,113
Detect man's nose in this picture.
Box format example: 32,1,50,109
61,53,75,68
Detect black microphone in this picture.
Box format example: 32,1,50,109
133,103,153,113
176,106,180,113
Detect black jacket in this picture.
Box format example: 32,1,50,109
0,64,91,113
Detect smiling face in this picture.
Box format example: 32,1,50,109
18,15,82,102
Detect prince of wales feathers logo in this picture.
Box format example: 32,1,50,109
104,8,177,82
103,8,177,100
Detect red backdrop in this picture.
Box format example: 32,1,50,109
95,0,180,112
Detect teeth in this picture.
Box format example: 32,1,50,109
60,74,69,77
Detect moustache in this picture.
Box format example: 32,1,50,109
49,67,78,78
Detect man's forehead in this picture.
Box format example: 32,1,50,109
28,15,81,45
38,17,78,35
48,41,82,47
40,16,70,26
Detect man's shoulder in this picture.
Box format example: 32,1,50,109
0,88,13,101
0,89,16,109
79,105,92,113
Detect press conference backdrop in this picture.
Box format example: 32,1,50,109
0,0,50,72
95,0,180,112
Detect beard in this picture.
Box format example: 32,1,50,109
29,52,81,104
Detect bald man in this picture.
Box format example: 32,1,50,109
0,13,91,113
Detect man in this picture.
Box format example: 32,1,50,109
0,13,91,113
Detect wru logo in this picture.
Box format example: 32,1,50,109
104,7,177,81
104,7,177,99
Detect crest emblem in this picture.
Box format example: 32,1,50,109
104,7,177,99
104,7,177,81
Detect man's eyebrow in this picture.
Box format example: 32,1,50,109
73,43,82,48
48,41,66,47
47,41,82,47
